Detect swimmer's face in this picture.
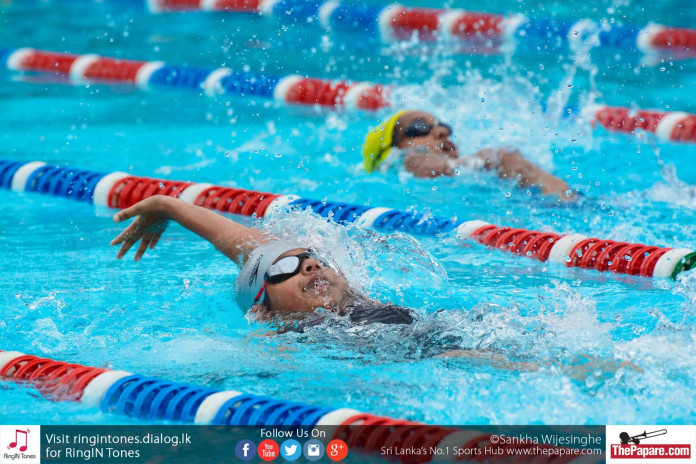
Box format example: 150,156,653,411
259,249,351,315
393,111,459,159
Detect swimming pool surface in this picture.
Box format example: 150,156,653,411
2,0,696,425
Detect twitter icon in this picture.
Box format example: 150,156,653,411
280,439,302,461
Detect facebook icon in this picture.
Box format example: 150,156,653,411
235,439,256,461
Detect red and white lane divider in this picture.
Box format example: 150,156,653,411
126,0,696,56
0,350,599,463
3,159,695,281
591,105,696,143
5,47,696,144
454,221,695,280
2,47,390,111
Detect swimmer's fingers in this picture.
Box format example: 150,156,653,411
110,219,144,247
116,236,138,260
149,229,165,250
133,234,154,262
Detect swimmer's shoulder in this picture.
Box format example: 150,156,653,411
346,301,418,326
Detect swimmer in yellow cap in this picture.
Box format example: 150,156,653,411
363,110,574,200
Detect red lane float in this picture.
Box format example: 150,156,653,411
462,223,696,279
107,176,193,209
637,24,696,53
192,186,280,217
470,225,561,262
382,7,441,41
6,48,152,84
0,354,107,402
380,7,507,43
150,0,262,12
592,106,696,143
4,47,390,111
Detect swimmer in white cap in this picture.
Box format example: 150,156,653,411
110,195,638,377
110,195,414,327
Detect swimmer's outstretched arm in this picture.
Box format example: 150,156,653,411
436,350,641,380
402,147,573,200
473,148,573,200
110,195,272,263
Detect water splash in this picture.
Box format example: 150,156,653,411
258,209,447,306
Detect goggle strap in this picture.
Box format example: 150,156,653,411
253,282,266,305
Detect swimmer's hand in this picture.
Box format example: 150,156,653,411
475,148,576,201
109,195,272,264
558,354,643,381
111,196,170,261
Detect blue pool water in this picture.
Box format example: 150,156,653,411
2,0,696,425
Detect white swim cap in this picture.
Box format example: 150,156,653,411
235,240,298,311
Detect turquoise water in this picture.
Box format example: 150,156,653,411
2,0,696,425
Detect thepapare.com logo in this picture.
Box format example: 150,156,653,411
0,426,40,464
606,425,695,464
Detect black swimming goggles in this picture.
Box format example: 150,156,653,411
265,250,331,285
393,118,453,146
253,250,333,304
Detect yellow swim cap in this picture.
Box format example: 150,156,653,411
362,110,408,173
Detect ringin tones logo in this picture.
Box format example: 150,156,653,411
0,426,40,464
606,425,696,464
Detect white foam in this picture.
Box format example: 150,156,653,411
265,194,301,218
